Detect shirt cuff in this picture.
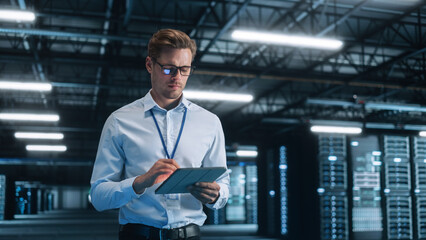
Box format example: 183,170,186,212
121,176,145,198
205,183,227,209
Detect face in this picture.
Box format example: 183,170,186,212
146,48,192,108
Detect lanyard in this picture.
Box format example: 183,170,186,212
150,108,187,159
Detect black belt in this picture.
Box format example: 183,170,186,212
119,223,200,240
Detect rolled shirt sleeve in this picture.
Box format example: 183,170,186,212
202,117,230,210
90,115,143,211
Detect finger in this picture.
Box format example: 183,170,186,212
191,190,217,204
154,160,179,172
154,168,174,176
190,187,218,199
194,182,220,190
168,159,181,168
158,159,180,169
152,170,175,184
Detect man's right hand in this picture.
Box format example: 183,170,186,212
132,159,180,194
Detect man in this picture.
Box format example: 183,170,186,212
90,29,230,240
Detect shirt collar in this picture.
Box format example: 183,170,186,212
142,89,191,112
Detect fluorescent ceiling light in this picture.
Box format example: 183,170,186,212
310,125,362,134
365,103,426,112
306,98,358,108
184,90,253,102
236,150,258,157
262,118,300,124
0,113,59,122
310,120,363,128
404,125,426,131
365,122,395,130
15,132,64,140
0,81,52,91
420,131,426,137
0,10,35,22
308,99,426,113
231,30,343,50
26,145,67,152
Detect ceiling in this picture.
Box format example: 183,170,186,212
0,0,425,162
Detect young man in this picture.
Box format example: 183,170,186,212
90,29,230,240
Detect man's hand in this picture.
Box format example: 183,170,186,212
132,159,180,194
187,181,221,204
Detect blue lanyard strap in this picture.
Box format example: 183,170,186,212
150,108,187,159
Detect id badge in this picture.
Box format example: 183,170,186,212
165,194,181,210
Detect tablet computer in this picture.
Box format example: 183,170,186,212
155,167,227,194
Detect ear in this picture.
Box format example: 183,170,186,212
146,57,153,74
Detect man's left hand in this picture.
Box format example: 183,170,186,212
187,181,220,204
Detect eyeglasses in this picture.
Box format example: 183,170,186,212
152,58,195,76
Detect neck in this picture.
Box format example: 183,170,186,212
151,91,182,110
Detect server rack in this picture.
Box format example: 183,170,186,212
350,136,383,240
318,134,349,240
279,146,288,235
414,136,426,239
205,161,258,225
383,135,413,240
204,207,226,225
0,175,5,220
226,165,246,222
246,164,258,224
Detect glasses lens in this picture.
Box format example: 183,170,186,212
180,67,192,76
158,63,193,76
162,68,172,75
162,67,178,75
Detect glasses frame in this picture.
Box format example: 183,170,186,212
151,58,195,76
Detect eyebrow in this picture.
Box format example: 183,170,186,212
160,63,192,67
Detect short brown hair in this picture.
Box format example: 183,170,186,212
148,29,197,61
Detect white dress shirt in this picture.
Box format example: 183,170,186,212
90,91,230,229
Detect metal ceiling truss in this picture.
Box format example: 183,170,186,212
0,0,425,158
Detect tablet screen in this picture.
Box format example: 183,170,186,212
155,167,227,194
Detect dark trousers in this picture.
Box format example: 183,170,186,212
119,234,200,240
119,223,201,240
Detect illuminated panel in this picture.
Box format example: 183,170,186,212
318,134,348,240
0,175,5,220
279,146,288,235
350,136,383,240
413,137,426,239
383,136,412,240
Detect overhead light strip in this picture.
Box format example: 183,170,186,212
231,30,343,50
236,150,258,157
0,10,35,22
420,131,426,137
310,125,362,134
307,98,426,113
365,103,426,112
0,113,59,122
26,145,67,152
183,90,253,102
0,81,52,92
14,132,64,140
306,98,358,108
